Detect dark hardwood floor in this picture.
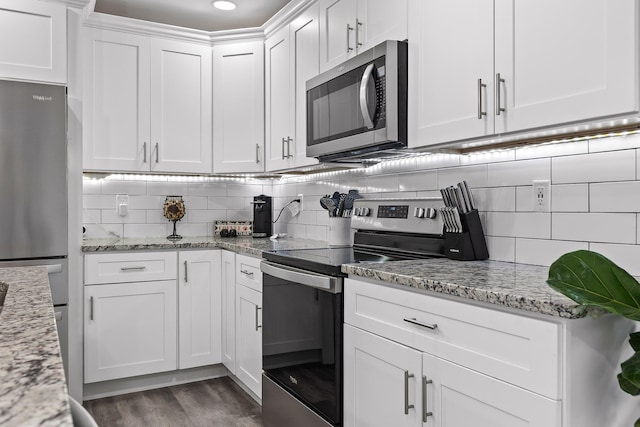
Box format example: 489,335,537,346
83,377,263,427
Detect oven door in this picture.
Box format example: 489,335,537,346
261,261,343,426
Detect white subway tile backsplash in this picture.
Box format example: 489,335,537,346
207,196,248,210
367,174,399,193
101,209,146,224
486,212,551,239
398,170,438,192
552,151,635,184
123,224,167,238
485,236,515,263
83,194,116,210
487,158,551,187
589,134,640,153
476,187,516,212
188,182,228,197
415,153,460,170
101,180,147,195
515,140,588,160
590,181,640,212
176,223,209,237
82,179,101,195
147,181,189,196
515,238,587,267
82,209,101,224
461,150,515,166
515,187,533,212
128,195,164,210
305,225,328,242
551,184,589,212
182,196,209,210
438,164,488,188
227,183,265,198
83,223,123,238
589,243,640,276
552,213,636,244
225,209,252,221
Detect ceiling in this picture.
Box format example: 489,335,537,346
93,0,292,32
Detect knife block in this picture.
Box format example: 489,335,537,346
444,209,489,261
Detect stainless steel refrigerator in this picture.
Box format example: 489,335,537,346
0,79,68,373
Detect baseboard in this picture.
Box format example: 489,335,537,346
83,364,228,401
228,373,262,406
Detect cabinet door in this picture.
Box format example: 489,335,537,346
212,41,265,173
235,284,262,398
423,354,561,427
344,324,422,427
83,29,150,171
0,0,66,83
221,250,236,374
84,280,177,383
494,0,638,134
356,0,407,53
178,250,221,369
265,26,293,171
151,40,212,174
408,0,494,148
291,4,320,169
319,0,357,71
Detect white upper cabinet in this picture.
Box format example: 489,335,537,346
151,39,212,174
0,0,66,83
409,0,639,148
212,40,265,174
265,4,320,171
319,0,407,72
83,29,212,173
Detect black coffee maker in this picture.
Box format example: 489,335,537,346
252,195,272,238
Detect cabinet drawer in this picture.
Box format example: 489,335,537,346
85,252,177,284
236,253,262,292
344,278,561,399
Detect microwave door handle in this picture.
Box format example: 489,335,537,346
359,63,375,129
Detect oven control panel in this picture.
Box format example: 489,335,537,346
351,197,444,235
377,205,409,218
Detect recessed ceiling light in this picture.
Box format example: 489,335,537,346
212,0,237,11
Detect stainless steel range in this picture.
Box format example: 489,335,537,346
260,197,446,427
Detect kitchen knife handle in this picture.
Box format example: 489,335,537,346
346,24,354,52
184,260,188,283
495,73,506,116
422,376,434,422
89,296,94,321
404,317,438,330
477,78,487,119
143,142,147,163
404,370,415,415
462,180,476,210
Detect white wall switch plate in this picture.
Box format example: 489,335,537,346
116,194,129,216
532,180,551,212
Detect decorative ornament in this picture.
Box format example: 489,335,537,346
163,196,185,241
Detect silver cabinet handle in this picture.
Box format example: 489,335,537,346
287,137,293,158
403,317,438,330
346,24,354,53
359,63,375,130
89,296,94,321
282,137,286,160
240,269,254,277
404,370,415,415
355,19,363,48
184,260,188,283
120,266,146,271
255,306,262,331
477,78,487,119
422,376,433,422
255,144,260,163
155,142,159,163
143,141,147,163
495,73,506,116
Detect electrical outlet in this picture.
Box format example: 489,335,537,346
532,180,550,212
116,194,129,217
297,194,304,212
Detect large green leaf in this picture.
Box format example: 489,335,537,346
619,348,640,396
546,250,640,321
631,332,640,352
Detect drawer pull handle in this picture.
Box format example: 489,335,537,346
404,370,415,415
241,269,254,277
403,317,438,330
255,306,262,331
184,260,188,283
422,376,433,422
90,296,94,321
120,266,147,271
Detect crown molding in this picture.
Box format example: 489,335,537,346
263,0,316,37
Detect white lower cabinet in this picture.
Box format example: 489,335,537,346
178,250,222,369
221,250,236,374
84,280,177,383
235,283,262,398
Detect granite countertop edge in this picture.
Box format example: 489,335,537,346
82,236,589,320
0,266,72,427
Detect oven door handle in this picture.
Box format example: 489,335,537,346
260,261,342,293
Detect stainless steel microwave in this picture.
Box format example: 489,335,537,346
306,40,408,163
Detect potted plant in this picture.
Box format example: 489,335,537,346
547,250,640,426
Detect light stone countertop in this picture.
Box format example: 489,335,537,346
342,258,591,319
0,266,72,427
82,236,589,319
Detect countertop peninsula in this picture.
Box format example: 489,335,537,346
82,236,588,319
0,266,72,427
